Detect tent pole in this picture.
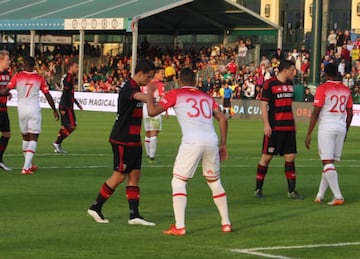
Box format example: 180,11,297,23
30,30,36,57
131,19,138,77
78,30,85,92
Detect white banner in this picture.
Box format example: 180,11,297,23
16,34,72,44
7,91,118,112
64,18,124,30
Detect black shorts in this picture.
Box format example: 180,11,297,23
111,143,142,174
262,131,297,156
223,98,231,108
60,109,77,128
0,111,10,132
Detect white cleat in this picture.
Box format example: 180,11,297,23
128,217,156,226
87,209,109,223
0,162,11,171
52,142,65,153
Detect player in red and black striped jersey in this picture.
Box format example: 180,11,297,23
52,62,83,153
0,50,12,171
88,60,156,226
254,60,303,199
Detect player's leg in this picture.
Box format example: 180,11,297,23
22,133,39,174
0,112,11,170
164,144,200,235
202,145,231,232
53,109,76,152
88,143,127,223
255,134,274,197
149,116,162,162
143,117,151,158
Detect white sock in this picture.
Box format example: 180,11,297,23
207,179,231,226
323,164,343,200
316,173,329,199
149,136,157,159
24,141,37,170
22,140,29,158
171,177,187,229
144,137,150,157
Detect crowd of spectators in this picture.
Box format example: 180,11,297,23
3,30,360,104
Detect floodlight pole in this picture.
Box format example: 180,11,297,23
309,0,323,84
30,30,36,57
78,30,85,92
131,18,139,77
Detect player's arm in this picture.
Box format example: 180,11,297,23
74,98,83,110
345,107,353,140
44,92,60,121
0,86,10,96
260,100,271,136
305,106,321,149
146,83,165,116
133,92,147,103
213,106,228,161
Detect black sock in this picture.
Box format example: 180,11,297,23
0,136,10,162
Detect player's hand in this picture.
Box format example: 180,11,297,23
53,110,60,121
7,92,12,101
219,145,228,161
305,135,311,149
79,104,83,111
264,124,272,137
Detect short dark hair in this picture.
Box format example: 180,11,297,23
135,59,155,74
23,56,35,68
324,63,337,77
278,60,295,72
180,68,196,85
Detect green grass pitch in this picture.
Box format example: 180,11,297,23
1,107,360,258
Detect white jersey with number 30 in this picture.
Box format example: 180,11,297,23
314,80,353,132
159,86,218,145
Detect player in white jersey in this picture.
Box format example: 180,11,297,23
142,67,167,163
146,68,231,235
305,63,353,205
0,57,59,174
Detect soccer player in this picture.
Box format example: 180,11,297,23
0,50,12,171
222,82,233,119
52,62,83,153
254,60,303,199
305,63,353,206
0,56,59,174
88,60,156,226
142,67,166,163
146,68,231,235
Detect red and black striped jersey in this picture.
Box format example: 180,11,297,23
0,70,10,112
109,79,143,146
59,73,75,110
261,76,295,131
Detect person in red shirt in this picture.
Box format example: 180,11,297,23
225,58,238,75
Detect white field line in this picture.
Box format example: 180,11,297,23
32,0,94,19
231,242,360,259
0,0,47,16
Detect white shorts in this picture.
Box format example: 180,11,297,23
173,143,220,180
143,116,162,132
18,109,42,134
317,127,346,161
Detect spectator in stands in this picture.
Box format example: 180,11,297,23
336,30,346,54
237,40,248,67
303,87,314,102
274,48,285,61
328,30,337,52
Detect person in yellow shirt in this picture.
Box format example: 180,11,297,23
164,61,176,90
351,45,359,68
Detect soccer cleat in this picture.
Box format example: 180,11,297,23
0,161,11,171
31,164,38,172
52,142,65,153
87,209,109,223
222,224,232,233
163,224,186,236
314,197,323,203
254,189,264,198
21,168,33,175
288,191,304,200
148,157,157,164
128,217,156,226
327,198,344,206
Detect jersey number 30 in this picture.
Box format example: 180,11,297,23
186,98,212,119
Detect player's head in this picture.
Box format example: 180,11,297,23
23,56,35,71
134,59,155,86
179,68,196,87
68,62,79,75
278,60,296,80
324,63,337,79
0,50,10,71
153,66,165,81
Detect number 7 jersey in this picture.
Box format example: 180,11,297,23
313,80,353,130
7,71,50,111
159,86,219,145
